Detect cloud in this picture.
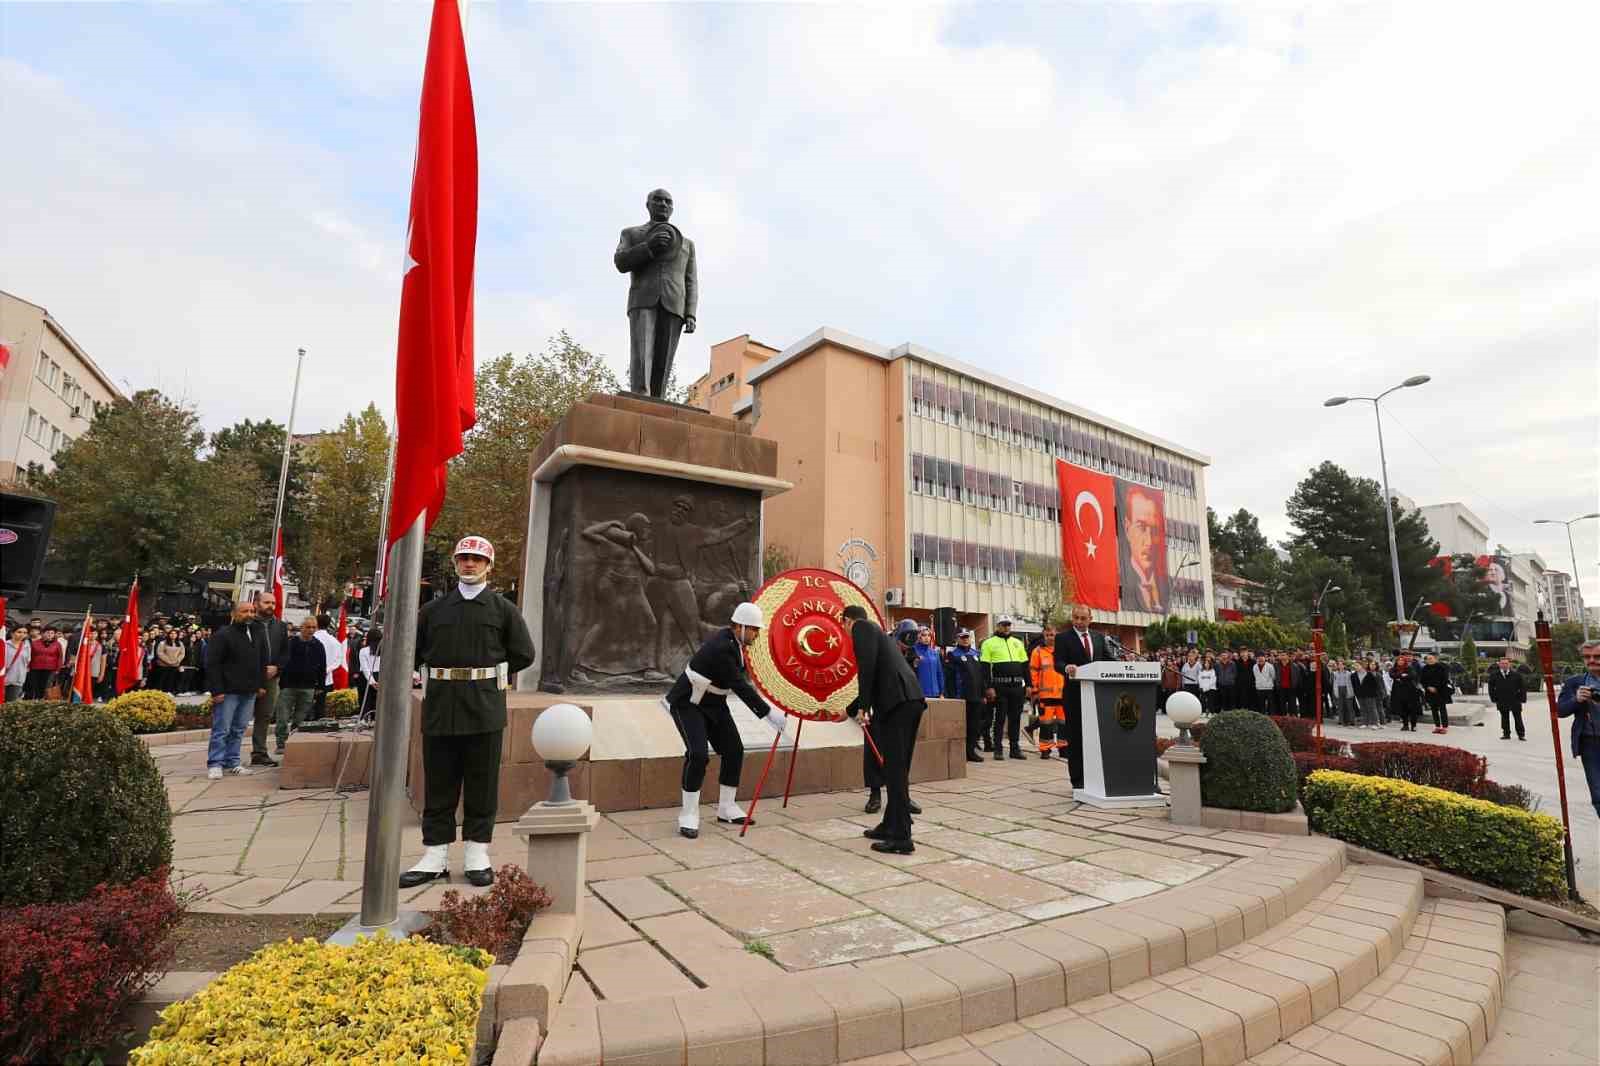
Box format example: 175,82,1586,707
2,3,1595,594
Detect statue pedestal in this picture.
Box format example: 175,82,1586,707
1075,662,1166,808
519,393,790,694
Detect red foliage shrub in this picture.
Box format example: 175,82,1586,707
1155,737,1176,756
0,869,182,1065
1291,751,1360,795
422,865,552,959
172,710,213,731
1349,741,1487,796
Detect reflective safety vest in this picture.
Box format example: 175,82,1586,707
1030,644,1063,701
979,633,1029,686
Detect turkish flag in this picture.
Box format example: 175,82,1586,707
116,578,142,694
332,602,350,690
269,529,286,620
70,610,95,703
1056,460,1120,611
388,0,478,551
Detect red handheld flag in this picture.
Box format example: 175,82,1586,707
71,609,95,704
387,0,478,550
1056,460,1120,611
333,601,350,690
116,579,143,695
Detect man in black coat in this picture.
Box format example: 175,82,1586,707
401,536,537,889
1053,604,1112,791
248,590,288,767
1486,657,1526,740
664,601,787,839
845,605,927,854
204,600,270,780
1389,652,1424,732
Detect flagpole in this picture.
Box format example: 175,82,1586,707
268,347,306,609
372,428,397,616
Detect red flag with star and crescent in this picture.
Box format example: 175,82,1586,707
388,0,478,552
1056,460,1120,611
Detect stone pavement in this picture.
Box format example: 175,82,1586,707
1157,698,1600,902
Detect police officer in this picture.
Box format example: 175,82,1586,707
945,629,985,763
399,536,536,889
980,615,1031,760
665,602,788,839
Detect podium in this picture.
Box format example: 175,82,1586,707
1075,662,1164,809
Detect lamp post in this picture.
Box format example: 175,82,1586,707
1324,374,1431,629
1533,513,1599,641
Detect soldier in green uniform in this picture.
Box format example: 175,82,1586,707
399,535,536,889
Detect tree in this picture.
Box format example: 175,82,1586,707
1210,507,1271,577
1523,622,1587,675
431,333,621,594
299,405,390,607
1426,554,1506,639
1285,461,1443,626
1324,615,1351,658
762,543,797,582
1266,546,1385,647
209,418,311,568
30,390,262,591
1020,558,1074,628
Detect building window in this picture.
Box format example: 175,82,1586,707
50,427,63,451
25,409,41,441
47,360,59,389
911,533,925,576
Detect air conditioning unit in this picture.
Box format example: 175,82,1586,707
884,588,905,606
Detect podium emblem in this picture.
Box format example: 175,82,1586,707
747,567,882,721
1114,692,1141,731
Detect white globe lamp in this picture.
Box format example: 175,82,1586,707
1166,690,1203,749
531,703,592,805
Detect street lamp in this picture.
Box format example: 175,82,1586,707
1324,374,1431,629
1314,580,1341,613
1533,513,1600,641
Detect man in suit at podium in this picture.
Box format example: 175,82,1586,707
1053,603,1112,790
614,188,698,397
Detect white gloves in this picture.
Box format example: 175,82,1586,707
764,711,790,742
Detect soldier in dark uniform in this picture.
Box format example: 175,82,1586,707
400,536,536,889
665,602,788,839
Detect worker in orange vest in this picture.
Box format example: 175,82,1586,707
1029,624,1065,760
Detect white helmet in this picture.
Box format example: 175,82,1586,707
731,602,764,628
996,614,1013,626
453,535,494,563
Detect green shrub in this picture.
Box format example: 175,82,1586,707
1198,709,1297,813
105,689,179,733
0,701,173,906
1303,770,1567,900
325,687,360,717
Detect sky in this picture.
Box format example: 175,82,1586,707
3,1,1597,603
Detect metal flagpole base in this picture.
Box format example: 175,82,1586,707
325,909,431,946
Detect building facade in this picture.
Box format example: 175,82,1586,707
0,290,125,482
740,328,1212,649
683,335,778,420
1546,570,1579,625
1417,502,1490,558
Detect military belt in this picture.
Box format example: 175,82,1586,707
426,664,509,688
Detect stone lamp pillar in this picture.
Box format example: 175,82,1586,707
513,704,599,920
1164,691,1207,827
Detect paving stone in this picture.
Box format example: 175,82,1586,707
931,911,1032,942
1032,1016,1153,1066
1094,909,1190,974
980,1031,1086,1065
916,946,1018,1031
915,859,1062,910
1238,949,1340,1020
649,833,757,869
584,853,687,880
590,875,686,919
1093,1000,1203,1066
776,842,923,894
991,828,1119,858
769,914,938,970
857,955,964,1048
1159,977,1276,1057
1018,926,1113,1002
858,882,1000,931
1015,896,1106,921
598,995,686,1066
913,829,1058,870
637,910,784,988
963,938,1067,1018
250,877,358,914
1089,846,1214,886
1028,861,1165,903
747,977,837,1066
660,859,871,937
587,830,661,861
800,966,907,1061
530,1002,600,1066
581,940,697,1002
1205,958,1314,1035
672,989,764,1066
581,900,642,951
1045,917,1151,988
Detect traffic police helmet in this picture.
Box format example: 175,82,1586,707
731,602,764,629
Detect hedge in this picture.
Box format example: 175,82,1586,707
326,688,360,718
1348,741,1486,796
1198,710,1298,813
131,933,491,1064
1302,770,1567,900
106,689,179,733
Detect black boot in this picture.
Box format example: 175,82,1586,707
908,800,922,815
864,790,882,814
966,749,984,763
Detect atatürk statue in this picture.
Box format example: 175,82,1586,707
614,188,697,397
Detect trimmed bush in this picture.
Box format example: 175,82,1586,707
0,869,183,1064
1198,710,1298,813
1303,770,1567,900
132,933,491,1064
1291,751,1360,796
1349,741,1487,796
325,687,360,717
106,689,179,733
0,701,173,906
1477,779,1539,811
424,864,552,957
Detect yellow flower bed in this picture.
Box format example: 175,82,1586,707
105,690,178,734
326,687,360,718
1303,770,1567,900
131,934,491,1065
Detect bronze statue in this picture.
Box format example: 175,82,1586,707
614,188,697,397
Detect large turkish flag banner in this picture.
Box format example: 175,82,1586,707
1056,460,1120,611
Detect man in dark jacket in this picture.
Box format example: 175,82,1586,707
1486,657,1527,740
1053,604,1112,790
664,601,786,839
249,590,289,766
844,605,927,854
1556,641,1600,817
1419,653,1453,734
204,600,269,779
945,630,986,763
400,536,537,889
273,617,326,753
